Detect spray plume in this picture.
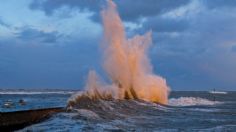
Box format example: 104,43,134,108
70,0,170,105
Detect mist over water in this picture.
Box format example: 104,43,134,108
69,0,169,104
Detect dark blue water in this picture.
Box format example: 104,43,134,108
0,89,73,112
1,90,236,131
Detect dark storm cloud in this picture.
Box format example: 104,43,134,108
114,0,190,21
150,2,236,55
15,27,60,43
146,3,236,90
29,0,190,21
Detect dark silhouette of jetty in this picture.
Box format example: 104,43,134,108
0,107,64,131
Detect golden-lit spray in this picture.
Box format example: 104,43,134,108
71,0,170,104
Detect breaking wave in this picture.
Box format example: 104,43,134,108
21,91,235,131
67,94,168,125
168,97,221,106
209,91,227,94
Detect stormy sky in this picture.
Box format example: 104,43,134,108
0,0,236,90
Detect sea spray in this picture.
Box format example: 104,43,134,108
68,0,170,105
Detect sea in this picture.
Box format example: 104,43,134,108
0,89,236,132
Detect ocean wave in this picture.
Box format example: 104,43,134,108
0,91,75,95
196,125,236,132
188,108,221,112
168,97,221,106
209,91,227,94
74,109,101,120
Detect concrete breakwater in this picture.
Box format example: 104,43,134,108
0,107,64,131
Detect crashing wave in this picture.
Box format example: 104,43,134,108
70,0,169,105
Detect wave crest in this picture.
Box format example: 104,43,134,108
168,97,221,106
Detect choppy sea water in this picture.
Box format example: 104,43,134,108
1,90,236,131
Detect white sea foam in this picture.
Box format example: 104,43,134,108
209,91,227,94
168,97,221,106
189,108,221,112
75,109,101,120
196,125,236,132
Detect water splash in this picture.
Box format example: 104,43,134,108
69,0,170,105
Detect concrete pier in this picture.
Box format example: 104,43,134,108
0,107,64,131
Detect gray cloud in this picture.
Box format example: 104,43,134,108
29,0,190,21
0,17,9,27
150,1,236,54
114,0,190,21
232,45,236,52
29,0,103,15
15,27,60,43
142,17,189,33
149,6,236,89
